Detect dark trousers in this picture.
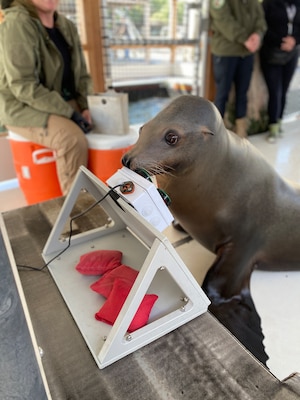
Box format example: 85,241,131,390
212,54,254,118
260,53,299,124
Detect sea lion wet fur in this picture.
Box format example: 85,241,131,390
122,95,300,365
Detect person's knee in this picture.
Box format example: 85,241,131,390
47,115,88,153
65,131,88,165
70,130,88,153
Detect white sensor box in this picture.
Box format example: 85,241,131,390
106,167,174,232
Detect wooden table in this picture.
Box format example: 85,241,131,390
1,196,300,400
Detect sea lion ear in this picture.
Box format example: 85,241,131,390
202,129,214,136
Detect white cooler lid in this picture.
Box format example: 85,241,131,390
86,127,138,150
8,131,31,142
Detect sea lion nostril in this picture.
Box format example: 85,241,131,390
122,155,130,167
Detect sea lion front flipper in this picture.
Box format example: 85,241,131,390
207,289,269,366
202,245,269,365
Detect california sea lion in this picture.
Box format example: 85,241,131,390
122,95,300,365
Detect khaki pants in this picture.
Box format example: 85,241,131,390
7,114,88,195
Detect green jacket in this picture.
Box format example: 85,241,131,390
210,0,267,56
0,2,93,127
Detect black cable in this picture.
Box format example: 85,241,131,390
17,184,125,272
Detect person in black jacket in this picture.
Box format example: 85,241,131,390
260,0,300,143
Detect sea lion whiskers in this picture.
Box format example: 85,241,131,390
148,163,176,177
136,161,176,178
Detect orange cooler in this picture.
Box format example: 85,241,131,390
8,132,62,205
86,129,138,183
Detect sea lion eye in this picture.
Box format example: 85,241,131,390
165,131,179,145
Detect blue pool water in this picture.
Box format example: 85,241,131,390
129,97,171,125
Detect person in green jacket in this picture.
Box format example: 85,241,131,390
210,0,266,137
0,0,93,195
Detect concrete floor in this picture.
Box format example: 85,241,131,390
1,106,300,381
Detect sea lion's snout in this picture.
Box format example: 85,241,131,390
122,146,142,171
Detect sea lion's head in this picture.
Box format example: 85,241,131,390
122,95,226,177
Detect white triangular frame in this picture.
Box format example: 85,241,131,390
43,166,210,369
